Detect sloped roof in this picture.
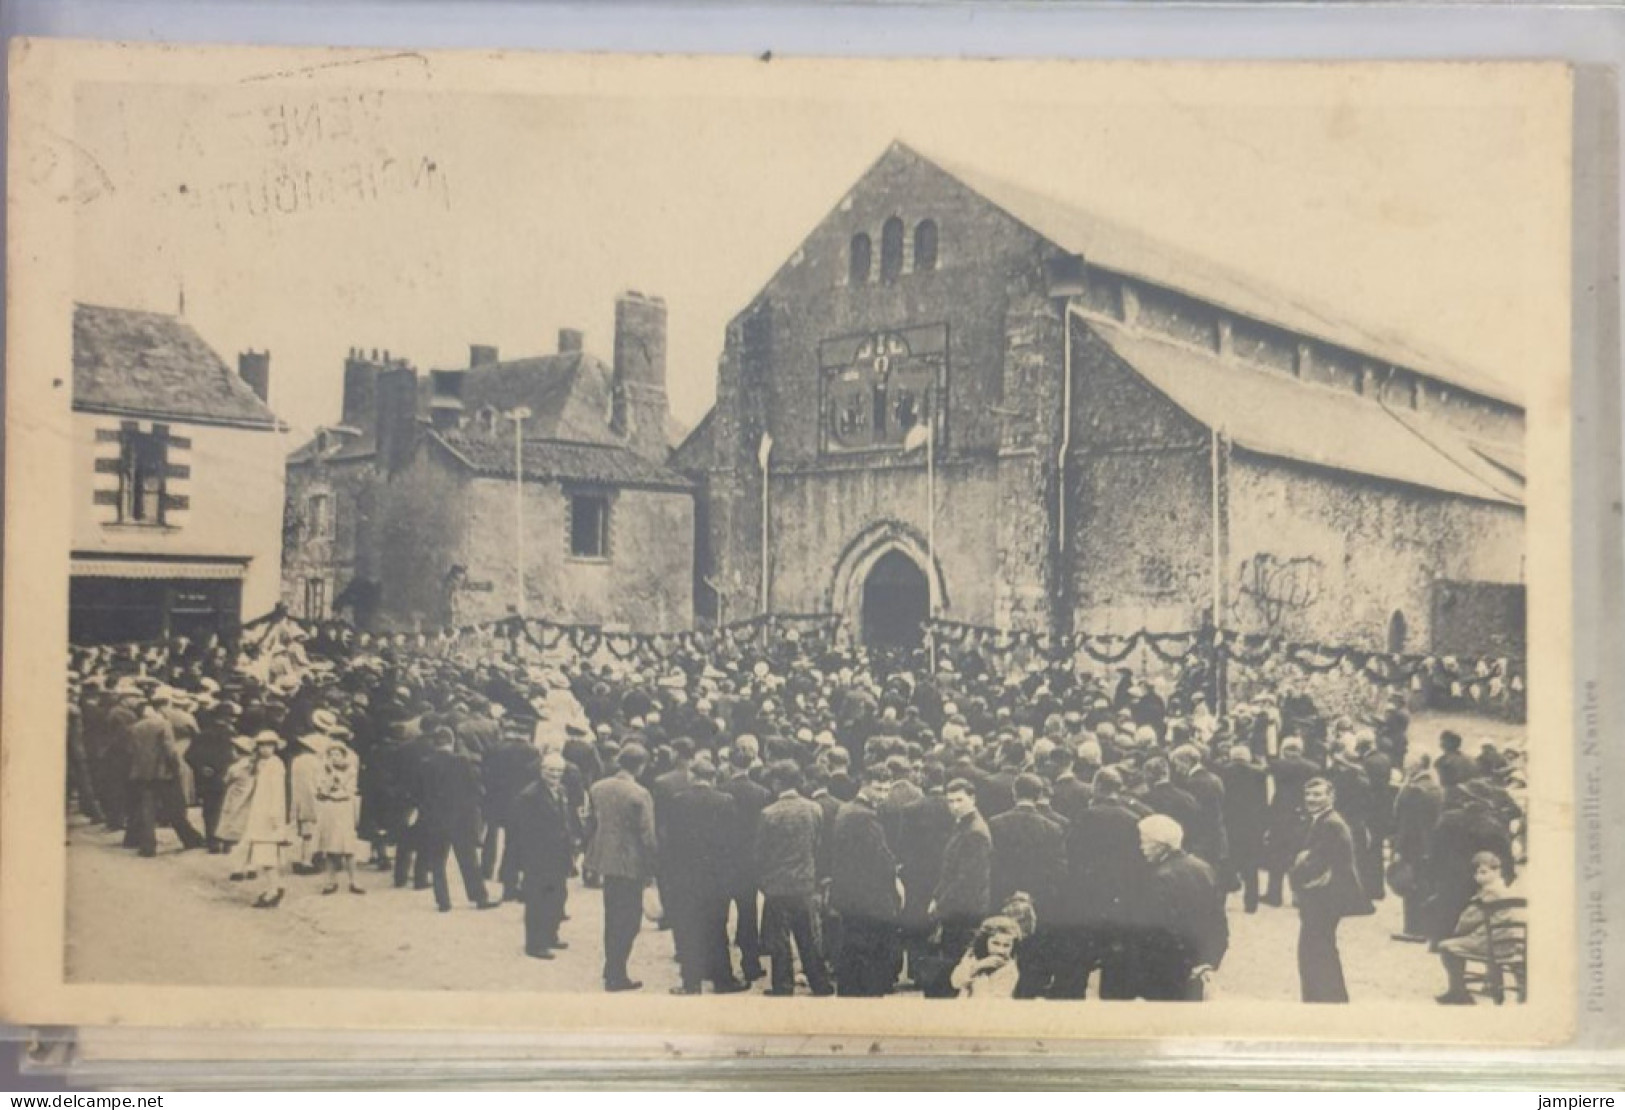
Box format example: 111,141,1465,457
287,426,376,466
914,144,1522,410
432,429,695,492
1090,322,1523,507
432,353,690,449
73,303,279,427
671,406,719,472
429,354,617,445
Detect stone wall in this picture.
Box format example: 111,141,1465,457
281,453,380,621
701,143,1065,631
764,456,1002,625
73,411,288,619
453,472,695,633
1225,454,1524,650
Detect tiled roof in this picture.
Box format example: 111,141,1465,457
915,144,1523,409
432,430,695,491
287,427,376,466
73,303,279,427
433,353,689,449
1091,322,1523,506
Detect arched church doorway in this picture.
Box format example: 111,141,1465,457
861,549,930,650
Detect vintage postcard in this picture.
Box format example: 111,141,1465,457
2,41,1576,1047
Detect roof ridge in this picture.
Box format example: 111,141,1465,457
899,140,1521,409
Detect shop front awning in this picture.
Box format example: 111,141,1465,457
70,555,248,581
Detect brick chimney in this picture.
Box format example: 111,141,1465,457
611,291,670,463
237,349,270,403
558,328,584,354
469,344,499,368
374,362,421,472
342,347,379,430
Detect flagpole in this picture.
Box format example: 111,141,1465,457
927,415,937,674
759,432,773,616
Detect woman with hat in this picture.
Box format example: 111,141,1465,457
313,730,365,896
241,731,291,907
217,734,258,870
290,711,339,875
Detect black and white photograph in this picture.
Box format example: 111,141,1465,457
2,45,1576,1043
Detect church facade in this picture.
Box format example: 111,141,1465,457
675,143,1526,655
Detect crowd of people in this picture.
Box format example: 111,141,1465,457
65,619,1528,1005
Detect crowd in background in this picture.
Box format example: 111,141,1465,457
65,620,1528,1005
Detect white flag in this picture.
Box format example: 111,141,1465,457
758,431,774,470
902,421,931,453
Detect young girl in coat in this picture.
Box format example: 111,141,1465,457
313,734,365,896
241,731,291,908
950,915,1024,1000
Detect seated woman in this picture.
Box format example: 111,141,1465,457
950,915,1023,1000
1436,850,1525,1004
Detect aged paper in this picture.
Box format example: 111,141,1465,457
4,41,1574,1046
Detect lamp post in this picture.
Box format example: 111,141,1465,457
506,406,532,618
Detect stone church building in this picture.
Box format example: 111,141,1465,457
675,142,1526,656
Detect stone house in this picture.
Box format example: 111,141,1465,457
675,142,1525,655
283,292,695,633
71,304,287,643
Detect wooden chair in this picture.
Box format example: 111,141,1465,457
1460,896,1527,1004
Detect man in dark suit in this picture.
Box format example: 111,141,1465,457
989,773,1068,998
1064,767,1147,999
661,755,747,994
895,764,953,990
127,694,205,856
391,724,438,890
1423,782,1516,945
876,755,923,849
420,726,497,913
755,760,833,996
585,742,659,991
1359,736,1396,901
1136,814,1229,1001
1142,756,1200,851
1290,777,1374,1003
823,747,860,803
829,769,901,997
1264,738,1320,906
924,777,991,998
1434,730,1477,790
509,750,574,958
125,700,175,857
480,730,538,891
1216,744,1270,913
186,702,239,853
1391,757,1445,942
648,736,696,930
1048,745,1094,827
976,738,1022,818
718,744,773,982
1170,746,1228,872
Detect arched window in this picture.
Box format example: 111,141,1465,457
880,217,905,283
914,218,938,272
1388,610,1409,653
849,233,872,285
